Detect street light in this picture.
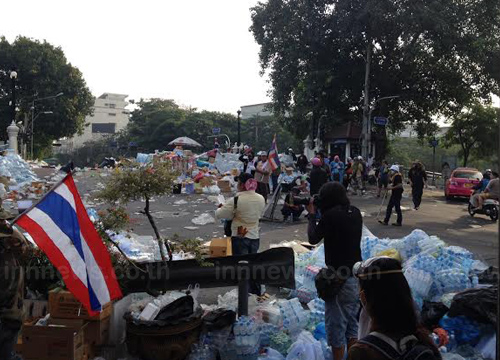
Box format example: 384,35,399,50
31,92,63,159
237,109,242,146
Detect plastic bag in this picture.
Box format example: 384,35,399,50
286,331,325,360
421,301,449,329
191,213,216,225
259,348,286,360
448,286,497,324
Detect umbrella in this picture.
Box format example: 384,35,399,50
168,136,202,147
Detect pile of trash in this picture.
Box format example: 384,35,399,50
0,150,39,185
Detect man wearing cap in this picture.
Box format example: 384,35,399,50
379,165,404,226
254,151,271,202
0,209,28,360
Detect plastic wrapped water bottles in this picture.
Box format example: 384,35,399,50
187,344,216,360
269,331,293,356
234,316,259,347
279,298,310,333
435,269,471,295
404,267,433,298
307,298,325,312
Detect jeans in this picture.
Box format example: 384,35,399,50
0,320,21,360
412,186,423,208
384,195,403,224
325,277,360,348
231,237,261,296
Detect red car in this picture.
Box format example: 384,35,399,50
445,168,483,199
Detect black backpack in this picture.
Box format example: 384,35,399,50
223,196,238,237
358,332,438,360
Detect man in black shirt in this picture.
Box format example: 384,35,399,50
408,161,427,210
379,165,404,226
309,157,329,196
307,182,362,360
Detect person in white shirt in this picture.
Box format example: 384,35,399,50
215,173,265,294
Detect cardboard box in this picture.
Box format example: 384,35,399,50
199,176,215,187
22,318,86,360
24,299,48,319
217,180,231,193
210,237,232,257
49,289,112,320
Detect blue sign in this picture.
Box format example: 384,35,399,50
212,128,221,135
373,117,389,126
430,139,439,147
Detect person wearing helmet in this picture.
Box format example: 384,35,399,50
379,165,404,226
309,157,329,196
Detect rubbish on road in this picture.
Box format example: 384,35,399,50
174,199,188,205
192,213,216,225
184,226,199,230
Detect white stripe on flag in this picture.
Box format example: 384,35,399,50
27,207,88,285
55,183,111,306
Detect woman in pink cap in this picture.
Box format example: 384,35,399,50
309,157,329,196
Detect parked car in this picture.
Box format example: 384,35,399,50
445,167,483,199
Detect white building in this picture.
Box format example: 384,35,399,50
58,93,130,152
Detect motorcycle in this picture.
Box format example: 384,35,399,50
468,190,499,221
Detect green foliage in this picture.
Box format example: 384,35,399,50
250,0,500,139
0,36,94,155
124,98,303,153
444,102,500,166
97,207,130,232
97,161,178,204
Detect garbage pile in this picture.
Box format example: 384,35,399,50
0,150,39,185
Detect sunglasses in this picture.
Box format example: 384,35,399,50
353,256,403,279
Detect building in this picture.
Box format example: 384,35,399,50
58,93,130,152
323,122,363,161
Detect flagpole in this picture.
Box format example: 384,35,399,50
11,171,74,225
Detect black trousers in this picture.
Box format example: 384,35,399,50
384,195,403,224
412,186,423,208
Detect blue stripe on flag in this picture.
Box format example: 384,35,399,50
36,191,102,311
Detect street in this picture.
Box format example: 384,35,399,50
69,169,498,267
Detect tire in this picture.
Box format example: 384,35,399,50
468,203,475,217
489,207,498,221
445,192,454,200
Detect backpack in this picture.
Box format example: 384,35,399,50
223,196,239,237
358,332,438,360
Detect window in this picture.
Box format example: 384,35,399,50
108,103,116,108
108,113,116,116
453,171,482,180
92,123,116,134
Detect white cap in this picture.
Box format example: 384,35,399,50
357,156,363,160
390,165,400,172
257,151,267,156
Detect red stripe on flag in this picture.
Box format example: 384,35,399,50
16,215,96,315
64,176,122,300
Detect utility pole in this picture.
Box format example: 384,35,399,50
362,41,372,159
237,109,242,146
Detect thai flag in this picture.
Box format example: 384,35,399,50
268,135,281,171
16,174,122,315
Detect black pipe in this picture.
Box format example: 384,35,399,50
237,260,249,317
123,247,295,294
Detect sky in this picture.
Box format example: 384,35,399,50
2,0,269,114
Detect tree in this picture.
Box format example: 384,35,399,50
125,98,303,153
97,161,178,261
0,36,94,155
444,102,499,167
250,0,500,139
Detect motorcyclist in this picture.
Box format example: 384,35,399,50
471,170,492,208
476,171,499,210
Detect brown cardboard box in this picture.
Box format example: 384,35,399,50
217,180,231,193
49,289,112,320
22,318,86,360
210,237,232,257
53,315,111,346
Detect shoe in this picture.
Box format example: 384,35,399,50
378,220,388,225
392,223,402,227
415,207,419,210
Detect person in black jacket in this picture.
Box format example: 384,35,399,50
309,157,329,196
379,165,404,226
307,182,362,360
296,154,309,174
408,161,427,210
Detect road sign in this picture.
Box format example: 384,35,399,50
212,128,221,135
430,139,439,147
373,116,389,126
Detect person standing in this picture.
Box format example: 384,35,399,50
255,151,271,202
344,157,353,189
379,165,404,226
408,161,427,210
216,173,265,295
0,209,28,360
307,182,362,360
309,157,329,196
352,157,365,195
331,155,345,183
296,154,309,174
377,160,390,198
